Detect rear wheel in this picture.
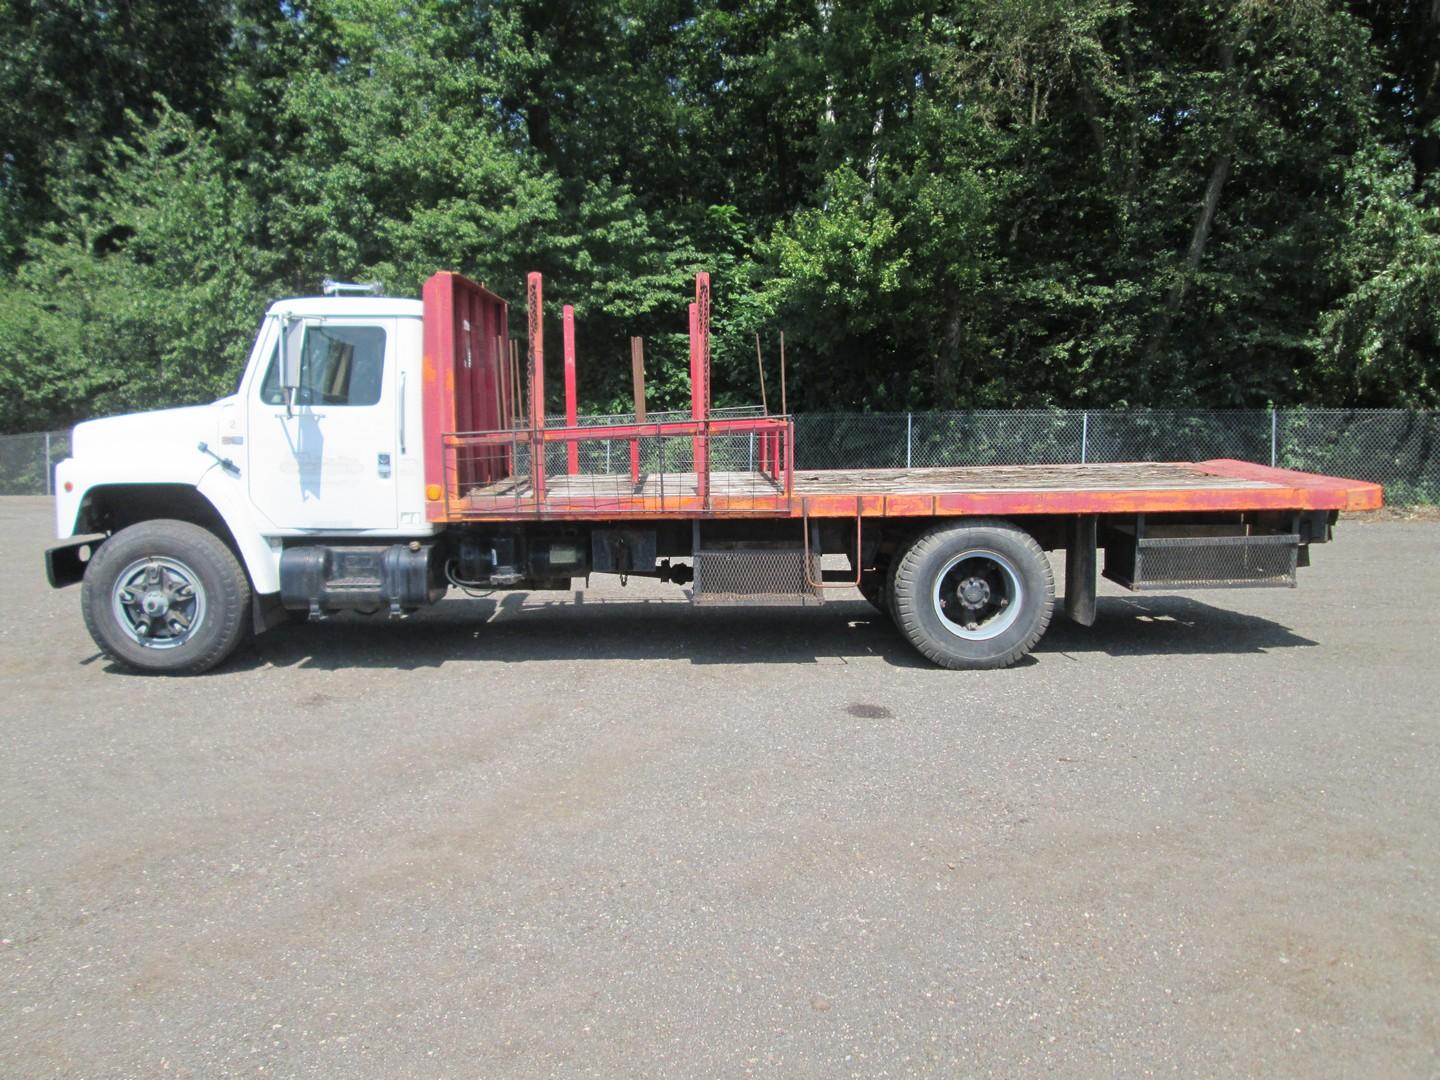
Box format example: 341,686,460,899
81,520,251,675
891,519,1054,669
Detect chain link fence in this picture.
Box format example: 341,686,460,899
795,409,1439,503
0,430,71,497
4,409,1436,502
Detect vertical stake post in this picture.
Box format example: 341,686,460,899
696,274,711,504
689,301,707,502
630,337,645,487
492,335,506,480
630,337,647,422
779,331,787,416
510,341,521,425
778,331,789,482
527,272,546,504
755,333,768,415
562,304,578,475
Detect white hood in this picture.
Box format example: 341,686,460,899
71,399,232,465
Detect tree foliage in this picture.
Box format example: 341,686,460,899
0,0,1437,431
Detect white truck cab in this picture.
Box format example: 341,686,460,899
47,288,438,673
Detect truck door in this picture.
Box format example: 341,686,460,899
247,318,400,531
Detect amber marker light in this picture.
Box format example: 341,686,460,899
425,484,442,501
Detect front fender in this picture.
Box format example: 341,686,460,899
196,467,281,594
53,459,281,595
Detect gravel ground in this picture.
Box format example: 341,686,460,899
2,495,1437,1078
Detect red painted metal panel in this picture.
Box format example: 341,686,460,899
459,289,478,485
882,494,936,517
421,271,509,520
695,272,711,412
928,487,1297,517
421,274,456,521
563,304,578,475
526,273,546,503
1192,459,1383,510
688,301,708,502
473,287,505,482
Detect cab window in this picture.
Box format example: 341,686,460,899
260,325,387,406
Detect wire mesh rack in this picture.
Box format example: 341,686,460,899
442,416,795,518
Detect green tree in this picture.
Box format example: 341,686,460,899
1,0,1437,431
0,108,267,429
1314,148,1440,404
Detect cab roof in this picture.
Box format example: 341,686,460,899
265,296,424,319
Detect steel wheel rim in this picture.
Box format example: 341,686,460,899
932,549,1023,641
110,557,207,650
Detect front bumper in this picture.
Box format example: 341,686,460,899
45,536,102,588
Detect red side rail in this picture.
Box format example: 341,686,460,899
440,415,795,519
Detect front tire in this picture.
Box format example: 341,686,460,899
891,519,1054,669
81,520,251,675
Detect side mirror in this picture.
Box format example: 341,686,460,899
281,316,306,416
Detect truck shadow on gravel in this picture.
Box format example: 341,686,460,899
228,592,1317,673
1039,595,1318,657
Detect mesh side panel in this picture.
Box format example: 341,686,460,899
1124,535,1299,589
1278,409,1440,504
909,410,1085,466
0,432,52,495
794,414,908,469
692,547,822,606
1084,410,1272,464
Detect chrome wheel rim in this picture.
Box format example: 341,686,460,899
932,549,1023,641
111,557,207,649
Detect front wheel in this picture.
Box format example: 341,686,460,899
81,520,251,675
891,519,1054,669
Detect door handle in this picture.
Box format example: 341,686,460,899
399,371,407,454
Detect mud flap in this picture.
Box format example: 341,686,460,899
1064,514,1097,627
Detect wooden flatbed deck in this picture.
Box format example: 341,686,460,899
445,459,1382,521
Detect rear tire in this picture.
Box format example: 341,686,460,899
81,519,251,675
891,519,1054,669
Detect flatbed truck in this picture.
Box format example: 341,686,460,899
45,271,1383,674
